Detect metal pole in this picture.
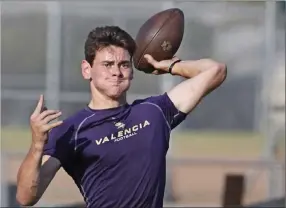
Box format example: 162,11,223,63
160,1,179,203
161,0,179,155
45,2,61,110
0,2,6,206
263,1,277,199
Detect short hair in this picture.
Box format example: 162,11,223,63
84,26,136,66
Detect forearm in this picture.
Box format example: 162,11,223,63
16,142,44,206
171,59,225,79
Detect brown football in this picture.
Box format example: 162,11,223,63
133,8,184,73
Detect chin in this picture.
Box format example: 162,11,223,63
108,85,130,99
108,91,125,99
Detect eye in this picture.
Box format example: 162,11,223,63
121,63,130,69
104,63,112,68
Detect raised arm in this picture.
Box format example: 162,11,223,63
16,95,63,206
144,55,227,114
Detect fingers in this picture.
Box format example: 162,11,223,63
42,120,63,132
30,101,63,134
41,106,48,113
30,109,62,124
33,94,44,115
144,54,159,68
37,110,62,126
42,111,62,124
152,70,166,75
38,110,61,121
172,56,181,61
30,110,63,134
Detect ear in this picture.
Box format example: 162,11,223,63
81,60,92,80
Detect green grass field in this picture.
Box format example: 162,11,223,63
1,127,267,158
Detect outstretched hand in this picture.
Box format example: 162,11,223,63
30,95,63,147
144,54,180,75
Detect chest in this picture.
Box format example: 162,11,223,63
74,105,169,165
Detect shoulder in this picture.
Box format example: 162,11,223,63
130,93,178,119
131,93,187,130
43,109,93,167
131,93,175,110
49,108,93,140
131,93,169,105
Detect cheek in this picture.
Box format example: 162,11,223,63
124,69,133,79
90,71,108,87
91,70,107,80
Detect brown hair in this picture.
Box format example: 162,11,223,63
84,26,136,66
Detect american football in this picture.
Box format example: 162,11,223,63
133,8,185,73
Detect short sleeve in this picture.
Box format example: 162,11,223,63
146,93,187,129
43,121,75,167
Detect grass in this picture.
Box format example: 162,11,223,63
1,127,266,158
1,126,33,152
171,130,265,158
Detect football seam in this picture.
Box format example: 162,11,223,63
136,10,178,69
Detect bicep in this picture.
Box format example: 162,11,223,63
168,67,223,114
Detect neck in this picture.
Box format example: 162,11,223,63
88,86,127,110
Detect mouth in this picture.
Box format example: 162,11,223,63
109,78,126,83
109,80,123,85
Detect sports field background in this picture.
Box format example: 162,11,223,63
2,127,284,206
1,1,285,207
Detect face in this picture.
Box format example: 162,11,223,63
81,46,133,99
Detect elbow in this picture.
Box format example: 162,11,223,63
214,62,227,84
204,59,227,83
16,190,38,207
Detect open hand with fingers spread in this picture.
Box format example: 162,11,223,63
30,95,63,149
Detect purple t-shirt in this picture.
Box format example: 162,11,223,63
43,93,186,208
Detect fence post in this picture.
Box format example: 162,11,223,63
222,174,245,208
45,1,61,110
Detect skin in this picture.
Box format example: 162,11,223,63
81,46,133,110
16,45,227,206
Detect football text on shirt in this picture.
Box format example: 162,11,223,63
95,120,151,145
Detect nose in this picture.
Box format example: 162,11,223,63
111,66,123,77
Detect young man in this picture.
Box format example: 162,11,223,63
16,26,227,208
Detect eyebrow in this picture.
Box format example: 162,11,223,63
101,60,131,64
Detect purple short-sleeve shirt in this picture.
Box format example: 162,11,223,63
43,93,186,208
